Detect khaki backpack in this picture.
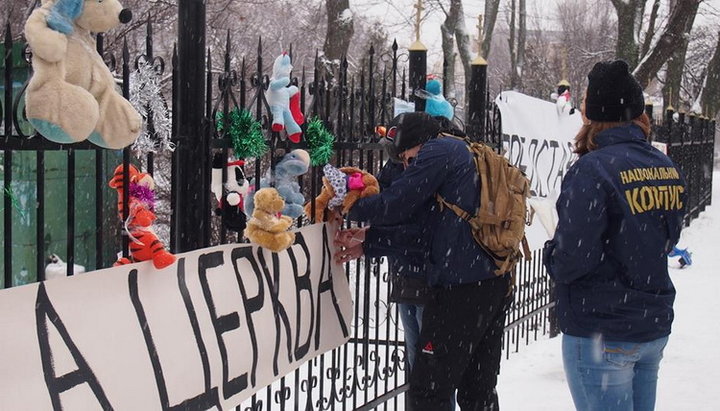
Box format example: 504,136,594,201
436,134,531,275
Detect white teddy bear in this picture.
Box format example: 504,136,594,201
24,0,141,149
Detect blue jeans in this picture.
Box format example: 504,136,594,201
398,303,424,370
562,334,669,411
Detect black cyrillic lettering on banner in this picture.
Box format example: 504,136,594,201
315,226,349,350
288,233,314,359
257,247,295,376
230,246,264,387
130,267,219,411
549,140,564,193
35,282,113,411
527,138,540,196
197,251,248,400
175,259,221,410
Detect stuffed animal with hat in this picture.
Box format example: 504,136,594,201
244,188,296,252
24,0,141,149
245,149,310,219
211,154,250,233
305,164,380,223
108,164,175,269
416,76,454,121
267,53,305,143
551,79,574,115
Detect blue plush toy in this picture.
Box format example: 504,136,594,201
668,246,693,268
415,78,454,121
245,149,310,218
267,54,305,143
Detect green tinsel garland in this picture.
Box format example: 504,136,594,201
2,186,26,218
305,117,336,166
216,108,269,159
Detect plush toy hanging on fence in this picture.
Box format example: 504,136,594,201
245,149,311,219
24,0,141,149
109,164,175,269
244,188,296,252
305,164,380,222
415,76,454,121
551,79,575,116
267,53,305,143
211,153,250,233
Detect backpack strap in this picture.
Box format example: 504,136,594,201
436,194,472,222
521,236,532,261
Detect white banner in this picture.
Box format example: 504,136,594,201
0,223,352,410
495,91,583,248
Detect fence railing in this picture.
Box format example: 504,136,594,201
651,108,716,225
1,15,712,410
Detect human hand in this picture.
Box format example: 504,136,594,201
334,243,364,264
335,227,367,249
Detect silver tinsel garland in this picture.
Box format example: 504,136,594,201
129,61,175,153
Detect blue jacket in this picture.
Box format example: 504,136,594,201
362,162,428,278
349,137,497,286
543,124,685,342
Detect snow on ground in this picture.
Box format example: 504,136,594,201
497,171,720,411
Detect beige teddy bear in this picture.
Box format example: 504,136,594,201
245,188,296,253
24,0,141,149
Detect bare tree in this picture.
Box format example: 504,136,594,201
662,0,701,110
438,1,462,98
639,0,661,58
695,32,720,117
633,0,702,89
507,0,526,90
481,0,502,59
450,0,475,120
609,0,648,68
323,0,354,73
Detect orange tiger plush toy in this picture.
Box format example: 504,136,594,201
109,164,175,269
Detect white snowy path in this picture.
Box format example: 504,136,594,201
497,171,720,411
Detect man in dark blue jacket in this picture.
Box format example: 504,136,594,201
347,112,511,411
337,160,433,372
543,60,686,411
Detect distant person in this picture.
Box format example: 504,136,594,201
543,60,686,411
340,111,511,410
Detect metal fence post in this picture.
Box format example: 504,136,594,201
645,102,653,122
174,0,209,252
468,56,488,142
408,40,427,112
711,119,716,206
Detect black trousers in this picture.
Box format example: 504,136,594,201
407,275,511,411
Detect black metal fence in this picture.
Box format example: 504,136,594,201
652,108,716,225
1,15,713,410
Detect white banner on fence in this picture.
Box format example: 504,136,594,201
495,91,583,248
0,223,352,410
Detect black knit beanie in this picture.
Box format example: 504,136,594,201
383,112,441,162
585,60,644,122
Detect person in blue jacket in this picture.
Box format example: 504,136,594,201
344,111,512,411
335,160,432,371
543,60,686,411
